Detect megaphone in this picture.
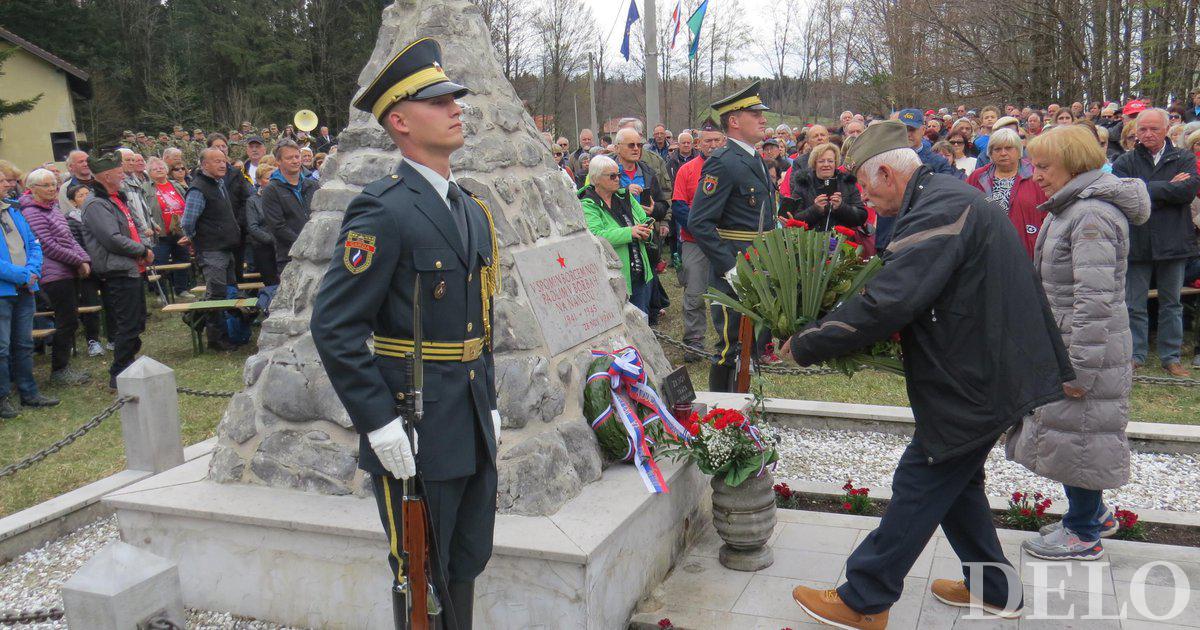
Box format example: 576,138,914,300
294,109,318,132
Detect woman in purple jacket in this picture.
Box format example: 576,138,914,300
20,169,92,385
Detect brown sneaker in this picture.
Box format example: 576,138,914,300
1166,363,1191,378
930,578,1023,619
792,585,888,630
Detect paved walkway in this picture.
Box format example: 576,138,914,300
632,508,1200,629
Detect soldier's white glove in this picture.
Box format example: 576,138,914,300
723,266,740,295
491,409,502,444
368,417,417,480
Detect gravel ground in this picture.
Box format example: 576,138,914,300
772,426,1200,513
0,516,304,629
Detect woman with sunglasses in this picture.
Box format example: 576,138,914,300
578,155,654,316
946,131,977,174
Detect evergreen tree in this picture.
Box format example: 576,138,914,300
0,47,42,121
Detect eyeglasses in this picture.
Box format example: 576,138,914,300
622,143,640,149
553,152,563,158
949,140,964,145
1170,114,1182,120
602,172,620,180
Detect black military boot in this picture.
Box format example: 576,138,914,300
708,364,735,392
446,580,474,630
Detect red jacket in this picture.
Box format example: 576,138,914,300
672,154,706,242
966,159,1047,259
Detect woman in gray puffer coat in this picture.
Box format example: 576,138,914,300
1008,125,1151,562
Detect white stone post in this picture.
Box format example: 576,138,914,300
61,541,186,630
116,357,184,473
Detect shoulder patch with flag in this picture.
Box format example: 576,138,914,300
343,231,376,274
701,174,718,195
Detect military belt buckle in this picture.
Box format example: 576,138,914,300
461,337,484,362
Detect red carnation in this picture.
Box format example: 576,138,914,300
842,502,853,511
833,225,857,239
785,218,809,230
658,619,673,629
1011,492,1024,503
687,422,701,437
744,251,752,261
843,481,854,491
1020,508,1032,517
890,332,902,343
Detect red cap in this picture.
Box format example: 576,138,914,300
1123,100,1147,116
924,109,936,116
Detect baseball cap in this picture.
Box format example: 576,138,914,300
897,108,924,129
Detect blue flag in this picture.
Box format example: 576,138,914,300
620,0,640,61
687,0,708,60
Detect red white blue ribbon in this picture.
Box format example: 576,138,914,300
587,346,692,493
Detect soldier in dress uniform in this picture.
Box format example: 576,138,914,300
688,81,778,392
309,37,502,630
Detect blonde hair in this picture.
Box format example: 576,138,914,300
256,165,277,185
807,143,841,171
1026,125,1107,177
1187,129,1200,151
1120,123,1138,151
0,159,22,181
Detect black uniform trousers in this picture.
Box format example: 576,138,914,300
98,275,146,378
837,434,1020,615
371,423,497,629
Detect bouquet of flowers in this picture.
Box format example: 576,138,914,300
583,346,692,494
662,406,778,487
704,220,902,376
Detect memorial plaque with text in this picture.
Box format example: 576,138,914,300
513,235,625,355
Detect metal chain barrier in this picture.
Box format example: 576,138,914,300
0,396,133,480
0,607,63,625
175,386,237,398
650,329,1199,386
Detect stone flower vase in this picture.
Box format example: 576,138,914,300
710,471,777,571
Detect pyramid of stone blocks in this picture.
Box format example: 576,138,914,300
207,0,670,516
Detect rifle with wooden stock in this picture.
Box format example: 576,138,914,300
394,273,441,630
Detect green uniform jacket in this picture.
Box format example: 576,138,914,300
579,186,653,293
310,160,499,481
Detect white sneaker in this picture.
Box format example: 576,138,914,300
104,342,114,351
87,340,104,357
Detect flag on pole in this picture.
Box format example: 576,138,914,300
669,0,683,50
620,0,640,61
687,0,708,60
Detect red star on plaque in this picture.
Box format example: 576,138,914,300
556,254,567,268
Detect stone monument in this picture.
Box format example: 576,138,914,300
207,0,670,517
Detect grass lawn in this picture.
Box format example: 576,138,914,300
2,270,1196,519
651,270,1200,427
0,302,252,517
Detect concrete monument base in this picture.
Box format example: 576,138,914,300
103,454,706,630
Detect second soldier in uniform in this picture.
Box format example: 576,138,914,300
688,81,778,392
310,38,502,630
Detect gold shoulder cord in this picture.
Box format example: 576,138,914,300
472,195,501,350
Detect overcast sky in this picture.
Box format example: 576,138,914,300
582,0,778,77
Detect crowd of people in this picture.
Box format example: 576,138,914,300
569,95,1198,626
570,99,1200,375
0,121,330,414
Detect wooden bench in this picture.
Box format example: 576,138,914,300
190,282,265,294
1147,287,1200,299
243,272,261,280
31,328,54,340
163,298,259,354
35,305,103,318
149,263,193,272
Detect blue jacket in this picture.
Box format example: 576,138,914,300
0,203,43,296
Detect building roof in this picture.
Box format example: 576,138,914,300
0,25,91,98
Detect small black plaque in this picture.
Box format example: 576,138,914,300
660,366,696,407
